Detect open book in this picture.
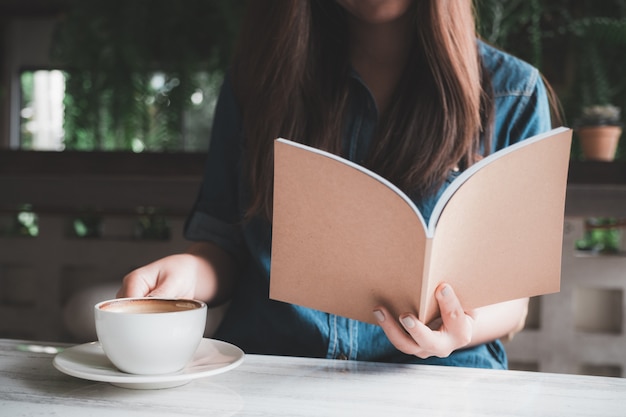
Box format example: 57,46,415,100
269,127,572,324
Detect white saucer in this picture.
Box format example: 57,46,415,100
53,338,244,389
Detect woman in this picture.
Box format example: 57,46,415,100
118,0,554,368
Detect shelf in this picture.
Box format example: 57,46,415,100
568,160,626,185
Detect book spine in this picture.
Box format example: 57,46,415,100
419,237,436,323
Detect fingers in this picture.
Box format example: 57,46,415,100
117,259,168,298
374,307,424,356
374,307,436,358
398,314,441,356
144,272,182,298
116,254,199,300
373,283,473,359
117,266,155,298
435,284,473,348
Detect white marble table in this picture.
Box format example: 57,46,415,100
1,338,625,416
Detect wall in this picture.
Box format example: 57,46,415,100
506,216,626,377
0,151,206,341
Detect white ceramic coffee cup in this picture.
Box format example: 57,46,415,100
94,298,207,375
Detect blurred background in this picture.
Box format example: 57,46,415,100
1,0,625,155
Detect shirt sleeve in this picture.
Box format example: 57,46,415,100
492,70,552,151
184,73,246,258
481,42,553,151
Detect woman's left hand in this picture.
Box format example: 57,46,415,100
373,283,474,358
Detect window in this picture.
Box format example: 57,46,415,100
3,0,243,152
19,69,220,152
19,70,65,151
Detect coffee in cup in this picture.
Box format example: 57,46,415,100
94,298,207,375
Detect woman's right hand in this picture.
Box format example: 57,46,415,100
117,242,237,303
117,253,205,299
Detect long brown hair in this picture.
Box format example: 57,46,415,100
232,0,492,220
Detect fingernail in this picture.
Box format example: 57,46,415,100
441,284,450,297
373,309,385,323
401,315,416,329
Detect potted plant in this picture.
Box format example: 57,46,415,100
575,105,623,161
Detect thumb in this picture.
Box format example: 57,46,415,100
145,271,193,299
117,265,160,298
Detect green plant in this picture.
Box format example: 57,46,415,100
134,207,170,240
69,213,103,238
575,217,623,254
51,0,245,151
475,0,626,159
569,17,626,107
576,104,622,127
1,205,39,237
476,0,545,68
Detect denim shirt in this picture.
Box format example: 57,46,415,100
184,41,552,369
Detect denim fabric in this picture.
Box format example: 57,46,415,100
184,41,552,369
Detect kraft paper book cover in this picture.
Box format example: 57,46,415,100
269,127,572,324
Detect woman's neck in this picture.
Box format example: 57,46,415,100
347,13,413,115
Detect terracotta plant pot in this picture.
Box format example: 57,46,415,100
576,125,622,161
